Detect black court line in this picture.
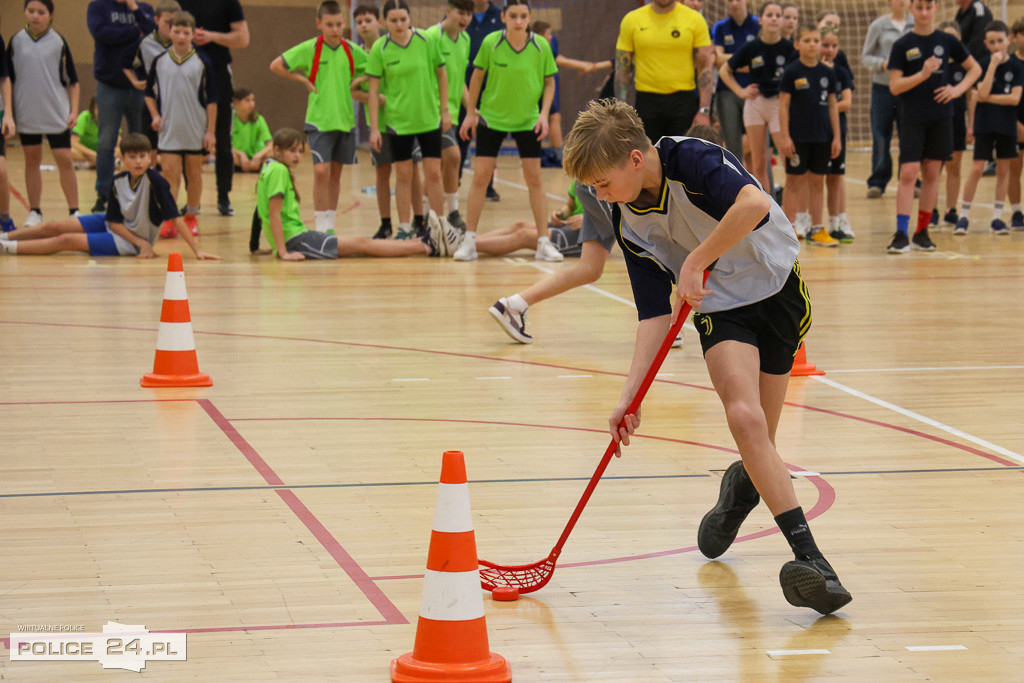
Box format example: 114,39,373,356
2,466,1020,500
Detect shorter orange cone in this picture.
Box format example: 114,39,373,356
791,342,824,377
141,253,212,387
391,451,510,683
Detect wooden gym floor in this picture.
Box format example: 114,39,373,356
1,145,1022,681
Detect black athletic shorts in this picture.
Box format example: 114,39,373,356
952,106,967,152
898,116,953,164
475,123,542,158
691,262,811,376
973,131,1018,161
390,128,442,162
826,134,846,175
20,130,72,149
785,141,830,176
634,89,699,144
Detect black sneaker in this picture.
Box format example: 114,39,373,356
447,209,467,232
697,461,760,559
779,555,852,615
929,208,938,226
420,227,441,257
485,185,501,202
372,222,392,239
992,218,1010,235
911,229,936,251
218,201,234,217
413,215,427,238
942,208,959,226
1011,210,1024,230
91,196,107,213
886,231,910,254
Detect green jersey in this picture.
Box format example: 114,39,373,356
566,181,585,217
232,112,272,157
72,110,99,151
280,37,367,133
474,30,557,132
366,29,445,135
424,24,469,118
257,159,306,254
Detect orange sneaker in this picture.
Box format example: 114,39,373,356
159,220,177,238
184,214,198,236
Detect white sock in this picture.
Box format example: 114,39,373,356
0,239,17,254
507,293,528,312
797,211,810,223
463,231,476,244
838,212,848,223
399,221,411,235
445,192,458,214
828,215,838,230
326,210,337,231
993,202,1005,220
314,211,328,233
423,195,430,215
1012,203,1021,214
960,202,971,219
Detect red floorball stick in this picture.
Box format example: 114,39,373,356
480,271,711,594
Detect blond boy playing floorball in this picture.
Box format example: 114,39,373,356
562,99,851,615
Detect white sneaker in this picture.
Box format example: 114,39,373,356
24,210,42,227
671,335,684,349
535,236,563,262
453,234,477,261
488,298,532,343
434,211,464,256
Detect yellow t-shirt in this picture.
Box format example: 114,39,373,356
616,3,712,94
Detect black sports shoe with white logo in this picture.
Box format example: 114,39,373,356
779,555,852,615
697,461,760,559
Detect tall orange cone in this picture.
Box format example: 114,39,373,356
141,253,212,387
392,451,511,683
791,341,824,377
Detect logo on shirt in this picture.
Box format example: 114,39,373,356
794,77,809,89
906,47,921,61
671,29,681,38
1005,71,1015,82
933,45,944,57
819,76,829,88
752,56,764,68
746,35,755,41
725,34,734,45
820,90,828,102
776,55,786,65
954,70,964,82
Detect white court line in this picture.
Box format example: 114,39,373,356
392,378,429,382
476,376,511,380
905,645,967,652
557,374,593,379
792,471,821,477
827,364,1024,374
766,649,831,656
812,375,1024,465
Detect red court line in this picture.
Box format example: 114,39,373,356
196,399,406,626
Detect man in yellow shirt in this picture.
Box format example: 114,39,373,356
615,0,714,143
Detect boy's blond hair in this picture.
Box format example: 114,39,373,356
170,10,196,30
562,99,651,182
155,0,181,16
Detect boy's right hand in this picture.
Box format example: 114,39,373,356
304,78,319,95
369,129,383,153
151,115,162,132
923,56,942,74
278,250,305,261
459,114,477,141
778,136,795,158
608,402,641,458
740,84,759,100
136,243,155,259
991,51,1008,67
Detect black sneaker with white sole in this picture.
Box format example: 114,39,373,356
886,231,910,253
488,298,532,343
911,229,936,251
779,555,852,615
697,460,761,559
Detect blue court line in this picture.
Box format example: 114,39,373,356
2,466,1019,500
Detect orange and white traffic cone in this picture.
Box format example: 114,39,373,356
391,450,511,683
141,253,212,388
791,341,824,377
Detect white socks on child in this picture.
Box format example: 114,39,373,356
960,202,971,219
314,210,338,233
0,240,17,254
993,202,1004,221
506,293,528,313
445,193,458,215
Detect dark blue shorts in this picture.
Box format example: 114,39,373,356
80,213,137,256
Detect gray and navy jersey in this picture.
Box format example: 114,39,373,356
145,47,217,151
106,169,180,246
614,136,799,318
130,31,171,80
7,28,77,134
